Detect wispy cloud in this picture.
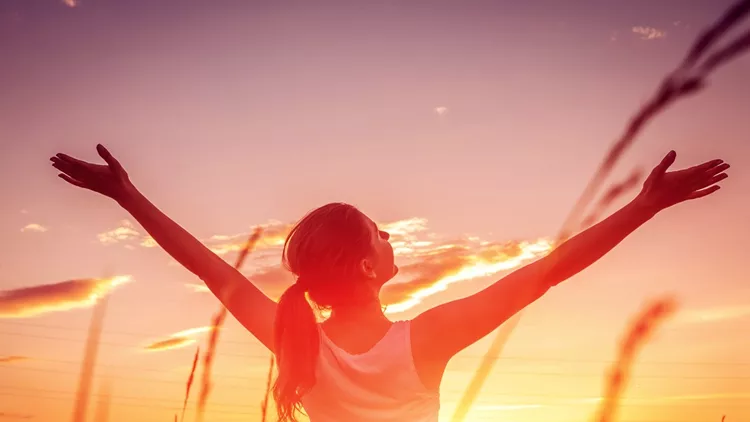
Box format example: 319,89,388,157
383,238,552,313
204,222,290,256
98,220,286,257
0,356,29,364
434,106,449,116
62,0,78,7
144,337,194,352
140,236,157,248
474,404,545,411
143,326,216,353
189,217,552,314
0,276,132,318
632,26,666,40
97,220,140,244
0,412,34,419
21,223,47,233
674,305,750,325
185,283,211,293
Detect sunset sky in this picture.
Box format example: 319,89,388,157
1,0,749,421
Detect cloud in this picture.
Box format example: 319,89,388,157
185,283,211,293
144,337,194,352
0,276,132,318
632,26,666,40
246,266,295,298
98,219,288,258
0,356,29,364
204,221,290,256
20,224,47,233
62,0,78,7
382,238,552,313
205,217,431,259
190,232,552,314
187,216,553,313
434,106,448,116
186,265,293,300
140,236,157,248
674,305,750,325
0,413,33,420
97,220,140,244
143,326,216,352
474,404,545,411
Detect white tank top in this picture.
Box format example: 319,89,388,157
300,320,440,422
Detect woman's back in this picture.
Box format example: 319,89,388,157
301,320,440,422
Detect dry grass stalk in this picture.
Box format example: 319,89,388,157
260,354,276,422
450,314,521,422
180,346,201,422
195,227,263,422
71,292,109,422
93,379,112,422
452,3,750,420
595,297,677,422
580,169,644,230
559,0,750,239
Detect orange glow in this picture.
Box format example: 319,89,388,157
386,239,553,313
0,356,29,364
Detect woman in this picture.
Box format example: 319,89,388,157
51,145,728,422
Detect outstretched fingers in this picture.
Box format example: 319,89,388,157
55,153,88,166
693,172,729,191
704,162,730,177
684,159,724,175
58,173,86,189
685,185,721,201
50,156,76,176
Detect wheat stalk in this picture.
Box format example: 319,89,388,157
451,2,750,420
595,297,677,422
71,283,110,422
195,227,263,422
260,354,276,422
180,346,201,422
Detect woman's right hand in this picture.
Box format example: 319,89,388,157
50,144,133,202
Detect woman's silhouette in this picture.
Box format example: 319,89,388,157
51,145,728,422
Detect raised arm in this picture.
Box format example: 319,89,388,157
412,151,729,361
51,144,277,351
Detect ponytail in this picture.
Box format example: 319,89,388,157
272,281,319,422
273,202,376,420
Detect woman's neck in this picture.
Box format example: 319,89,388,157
328,299,389,327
